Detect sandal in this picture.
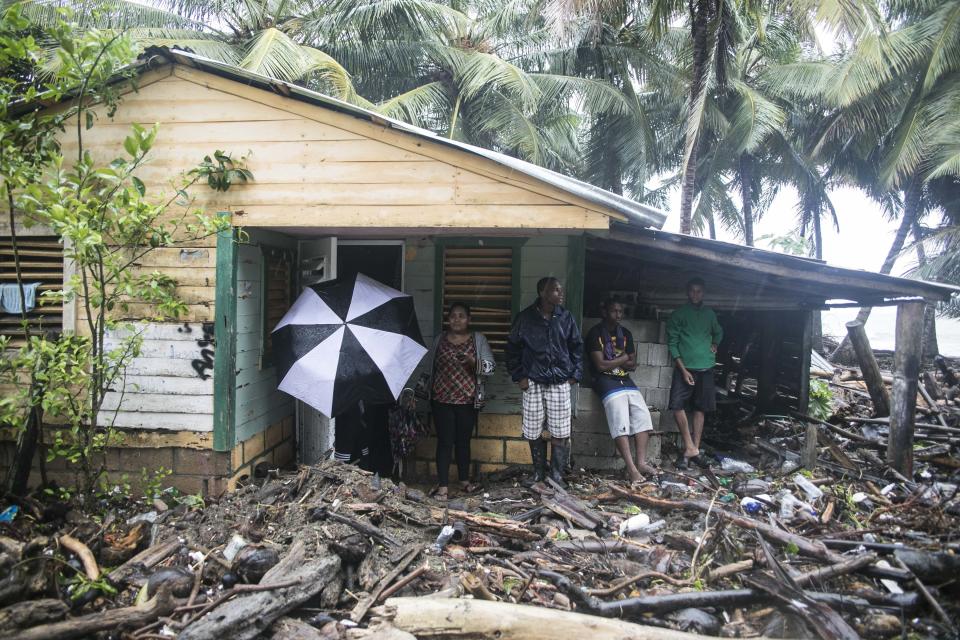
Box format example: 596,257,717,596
428,485,448,501
460,481,481,495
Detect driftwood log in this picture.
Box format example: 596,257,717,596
108,538,181,587
14,589,176,640
0,598,68,634
428,508,540,541
179,542,340,640
845,320,891,416
380,596,716,640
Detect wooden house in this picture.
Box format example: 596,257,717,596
0,49,954,493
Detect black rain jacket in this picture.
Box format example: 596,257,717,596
506,301,584,384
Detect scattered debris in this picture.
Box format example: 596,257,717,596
0,357,958,638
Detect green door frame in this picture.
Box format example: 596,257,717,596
212,222,238,452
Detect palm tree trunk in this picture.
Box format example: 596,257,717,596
680,0,712,235
739,153,754,246
912,220,939,360
811,209,824,352
830,182,919,361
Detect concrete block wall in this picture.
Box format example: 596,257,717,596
574,317,678,471
229,415,296,489
406,317,680,479
410,413,526,479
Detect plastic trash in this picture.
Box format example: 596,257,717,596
619,514,666,537
432,525,456,554
223,533,249,562
126,511,158,526
0,505,18,523
793,474,824,501
780,460,800,474
733,478,770,497
718,457,756,473
740,497,763,515
618,513,650,536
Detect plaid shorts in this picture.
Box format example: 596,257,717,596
521,381,572,440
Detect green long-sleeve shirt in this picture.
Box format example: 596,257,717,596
666,303,723,370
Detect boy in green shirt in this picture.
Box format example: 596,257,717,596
667,277,723,469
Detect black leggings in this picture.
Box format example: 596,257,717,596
432,402,477,486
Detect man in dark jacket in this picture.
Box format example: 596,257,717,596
506,277,583,486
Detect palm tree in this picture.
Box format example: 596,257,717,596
766,0,960,358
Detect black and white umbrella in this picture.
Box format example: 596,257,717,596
272,273,427,418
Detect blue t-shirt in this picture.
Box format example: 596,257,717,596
585,323,638,400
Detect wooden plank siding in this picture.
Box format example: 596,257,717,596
233,238,295,445
97,322,215,432
38,62,629,457
57,71,614,235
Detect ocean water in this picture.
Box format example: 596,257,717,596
822,307,960,356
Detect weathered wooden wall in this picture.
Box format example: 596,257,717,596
234,233,296,444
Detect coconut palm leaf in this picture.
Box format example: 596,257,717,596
727,80,785,154
375,80,450,127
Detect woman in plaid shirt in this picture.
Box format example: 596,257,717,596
425,302,495,500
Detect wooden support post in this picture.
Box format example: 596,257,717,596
799,313,817,469
756,315,779,411
845,320,890,417
887,301,924,476
802,423,818,470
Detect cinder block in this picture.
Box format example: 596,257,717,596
265,421,284,450
173,448,231,476
659,366,675,389
626,319,660,343
648,344,671,366
169,474,205,496
242,432,265,462
649,410,661,429
504,439,532,464
632,342,649,366
639,388,669,411
231,444,243,471
477,414,522,438
478,463,509,474
113,447,175,473
659,410,678,432
414,436,437,459
471,438,504,463
633,365,660,388
577,413,611,436
572,431,617,458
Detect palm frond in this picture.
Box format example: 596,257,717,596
375,81,451,128
727,81,785,154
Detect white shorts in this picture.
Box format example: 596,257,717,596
601,389,653,438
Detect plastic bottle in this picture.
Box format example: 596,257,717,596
432,525,456,554
618,513,651,536
793,474,824,501
740,497,763,515
718,457,756,473
777,490,798,520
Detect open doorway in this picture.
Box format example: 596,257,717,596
296,240,405,467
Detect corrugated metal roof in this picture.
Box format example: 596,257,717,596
606,224,959,301
144,48,667,229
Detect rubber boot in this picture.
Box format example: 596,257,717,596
527,439,547,485
550,440,569,488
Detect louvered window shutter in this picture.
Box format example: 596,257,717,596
440,247,514,352
0,236,64,345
